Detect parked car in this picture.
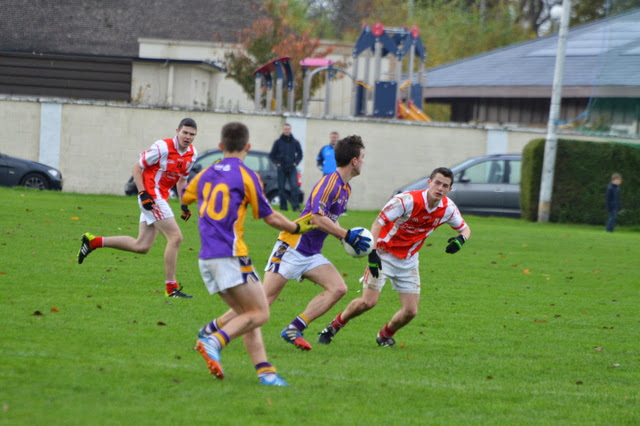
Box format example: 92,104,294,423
0,153,63,190
393,154,522,217
125,149,304,204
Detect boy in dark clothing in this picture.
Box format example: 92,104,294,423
269,123,303,211
605,173,622,232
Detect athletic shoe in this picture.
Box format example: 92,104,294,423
376,335,396,347
280,327,312,351
166,285,193,298
197,326,211,339
77,233,95,264
317,324,338,344
259,374,289,386
195,338,224,379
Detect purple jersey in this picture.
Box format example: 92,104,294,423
279,171,350,256
182,157,273,259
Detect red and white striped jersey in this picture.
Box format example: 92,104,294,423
139,137,197,200
377,190,467,259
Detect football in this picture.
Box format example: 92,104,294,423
342,227,374,258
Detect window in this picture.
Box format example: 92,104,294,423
462,160,504,184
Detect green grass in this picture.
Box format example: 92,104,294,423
1,187,639,425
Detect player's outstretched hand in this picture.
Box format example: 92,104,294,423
343,228,371,255
293,214,317,234
180,204,192,221
368,249,382,278
445,235,466,254
138,190,155,211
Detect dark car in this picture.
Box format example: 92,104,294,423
125,149,303,204
393,154,522,217
0,153,63,190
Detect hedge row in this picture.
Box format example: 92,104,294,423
521,138,640,225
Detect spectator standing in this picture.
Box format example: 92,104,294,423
606,173,622,232
316,131,339,175
269,123,303,211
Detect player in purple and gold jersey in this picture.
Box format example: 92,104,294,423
182,122,315,386
265,135,369,351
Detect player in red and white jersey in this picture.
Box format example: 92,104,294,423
318,167,471,347
77,118,199,298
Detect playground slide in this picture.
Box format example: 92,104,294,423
398,102,431,122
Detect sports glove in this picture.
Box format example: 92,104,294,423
445,235,466,254
292,214,317,234
138,190,155,211
343,228,371,255
368,249,382,278
180,204,192,222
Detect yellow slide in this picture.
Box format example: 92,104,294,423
397,101,431,122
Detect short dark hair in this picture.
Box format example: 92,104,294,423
430,167,454,183
221,122,249,152
178,118,197,130
611,173,622,180
335,135,364,167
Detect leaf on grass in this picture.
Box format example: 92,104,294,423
267,397,273,408
70,217,79,220
576,381,583,385
342,273,348,277
0,272,5,275
511,264,518,267
175,355,181,360
522,244,528,247
96,305,102,309
611,363,620,368
554,315,561,318
25,209,32,212
486,376,493,380
562,234,569,237
172,378,181,383
534,319,547,323
51,306,59,313
522,269,531,274
594,346,603,351
490,261,497,264
157,321,167,326
32,310,43,316
592,270,601,274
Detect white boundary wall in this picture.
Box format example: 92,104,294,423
0,97,616,210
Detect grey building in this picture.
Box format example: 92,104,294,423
425,9,640,136
0,0,264,103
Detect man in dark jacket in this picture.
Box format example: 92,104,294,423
605,173,622,232
269,123,303,211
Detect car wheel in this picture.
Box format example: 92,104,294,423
21,173,49,189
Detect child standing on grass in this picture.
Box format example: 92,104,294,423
605,173,622,233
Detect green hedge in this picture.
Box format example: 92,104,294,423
521,138,640,225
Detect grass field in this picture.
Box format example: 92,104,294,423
1,187,639,425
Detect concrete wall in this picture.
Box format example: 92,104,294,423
0,97,616,210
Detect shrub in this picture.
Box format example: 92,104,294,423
521,138,640,225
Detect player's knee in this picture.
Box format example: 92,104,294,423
135,244,152,254
251,309,270,327
361,299,377,311
332,282,348,299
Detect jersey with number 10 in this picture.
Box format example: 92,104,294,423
182,157,273,259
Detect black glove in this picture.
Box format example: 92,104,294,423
138,190,155,211
180,204,192,222
343,228,371,255
368,250,382,278
445,235,466,254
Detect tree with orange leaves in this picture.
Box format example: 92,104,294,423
224,0,336,110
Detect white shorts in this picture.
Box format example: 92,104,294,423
199,256,260,295
362,250,421,294
139,198,174,225
264,241,331,281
